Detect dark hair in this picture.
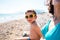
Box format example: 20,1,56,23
25,10,37,16
49,0,54,15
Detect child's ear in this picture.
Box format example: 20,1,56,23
35,16,37,19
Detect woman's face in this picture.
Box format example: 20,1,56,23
25,12,37,23
54,2,60,17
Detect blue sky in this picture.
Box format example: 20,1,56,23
0,0,48,14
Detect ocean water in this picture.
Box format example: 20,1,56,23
0,13,25,23
0,10,47,23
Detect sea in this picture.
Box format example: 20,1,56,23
0,10,47,23
0,12,25,23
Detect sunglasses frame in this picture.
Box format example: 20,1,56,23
25,14,36,19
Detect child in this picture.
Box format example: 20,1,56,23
25,10,42,40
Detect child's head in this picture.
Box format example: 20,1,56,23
25,10,37,23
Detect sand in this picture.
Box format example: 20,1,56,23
0,13,52,40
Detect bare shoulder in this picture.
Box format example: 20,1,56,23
32,23,40,30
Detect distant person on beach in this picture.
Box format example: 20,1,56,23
41,0,60,40
25,10,43,40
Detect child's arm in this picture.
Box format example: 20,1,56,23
34,25,43,38
34,25,45,40
31,22,43,38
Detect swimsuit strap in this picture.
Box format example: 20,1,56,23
41,20,51,38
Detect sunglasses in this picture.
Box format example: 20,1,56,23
25,14,36,19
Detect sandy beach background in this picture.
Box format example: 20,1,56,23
0,13,52,40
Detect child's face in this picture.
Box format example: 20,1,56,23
25,12,37,23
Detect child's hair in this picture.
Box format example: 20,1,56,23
25,10,37,16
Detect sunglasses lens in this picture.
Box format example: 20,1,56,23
30,15,33,18
25,14,35,19
25,16,28,19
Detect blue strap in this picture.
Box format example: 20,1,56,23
41,20,51,38
45,23,60,40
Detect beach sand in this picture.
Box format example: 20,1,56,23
0,13,52,40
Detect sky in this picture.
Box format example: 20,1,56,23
0,0,48,23
0,0,48,14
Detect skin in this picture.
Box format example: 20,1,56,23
25,12,37,24
20,12,42,40
26,12,43,40
19,12,43,40
54,2,60,18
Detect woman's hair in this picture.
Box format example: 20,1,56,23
25,10,37,16
49,0,54,15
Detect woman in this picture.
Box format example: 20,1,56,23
41,0,60,40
